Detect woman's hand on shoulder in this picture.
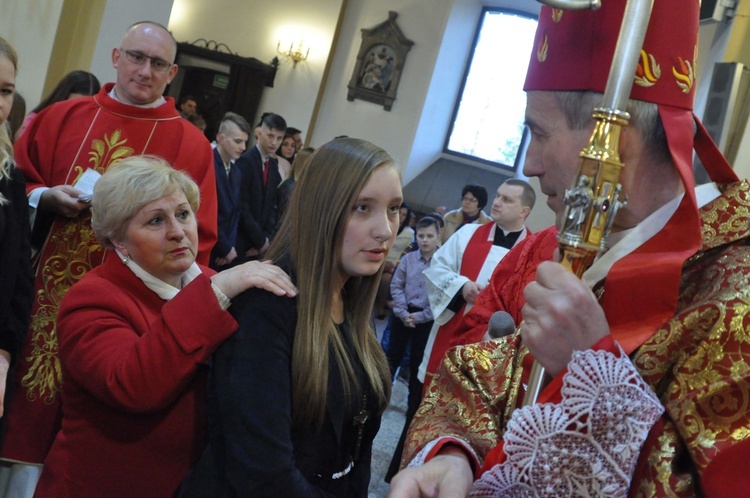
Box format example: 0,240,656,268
211,260,297,300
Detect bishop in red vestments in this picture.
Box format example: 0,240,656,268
390,1,750,497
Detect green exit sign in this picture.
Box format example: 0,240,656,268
213,74,229,89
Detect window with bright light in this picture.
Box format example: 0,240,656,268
445,9,538,170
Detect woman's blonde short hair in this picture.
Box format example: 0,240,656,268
91,155,200,249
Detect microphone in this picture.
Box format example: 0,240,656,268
487,311,516,339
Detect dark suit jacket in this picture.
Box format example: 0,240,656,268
211,148,242,263
180,287,381,497
235,146,281,252
0,167,33,445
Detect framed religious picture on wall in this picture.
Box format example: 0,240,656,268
347,11,414,111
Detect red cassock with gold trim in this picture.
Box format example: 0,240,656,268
1,83,217,465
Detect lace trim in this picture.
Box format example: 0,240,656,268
428,272,462,307
471,346,664,498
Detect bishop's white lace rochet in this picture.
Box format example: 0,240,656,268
470,346,664,498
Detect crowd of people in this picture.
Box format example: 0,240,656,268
0,21,404,498
1,0,750,496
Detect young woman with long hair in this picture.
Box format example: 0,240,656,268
15,69,100,139
183,138,402,497
0,36,33,446
275,133,297,181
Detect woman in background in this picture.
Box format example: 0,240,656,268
15,70,100,139
277,146,315,223
275,133,297,181
34,156,296,497
183,138,402,497
0,36,33,443
441,184,490,243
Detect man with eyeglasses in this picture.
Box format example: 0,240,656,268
1,20,218,495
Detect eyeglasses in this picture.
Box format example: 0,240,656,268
462,196,478,203
120,49,173,72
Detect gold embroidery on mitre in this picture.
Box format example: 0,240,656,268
537,35,549,63
635,49,661,87
672,46,697,94
551,8,563,22
693,44,699,86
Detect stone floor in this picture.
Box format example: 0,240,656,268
368,376,408,498
368,315,408,498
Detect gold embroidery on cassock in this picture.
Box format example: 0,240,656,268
403,336,528,468
23,215,101,403
630,182,750,494
22,130,134,402
89,130,134,171
404,181,750,494
644,425,694,496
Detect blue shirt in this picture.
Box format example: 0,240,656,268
389,250,433,324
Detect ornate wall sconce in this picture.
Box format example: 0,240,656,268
276,40,310,68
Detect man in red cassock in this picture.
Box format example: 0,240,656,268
389,1,750,496
0,21,217,495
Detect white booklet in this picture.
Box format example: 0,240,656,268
74,168,101,202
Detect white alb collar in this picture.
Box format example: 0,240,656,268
115,248,201,301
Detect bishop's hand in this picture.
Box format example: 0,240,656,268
521,261,610,377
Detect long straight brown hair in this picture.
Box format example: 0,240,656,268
268,138,395,429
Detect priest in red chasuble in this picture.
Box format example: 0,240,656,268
389,1,750,497
0,21,217,491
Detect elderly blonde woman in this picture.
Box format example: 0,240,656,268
34,156,296,498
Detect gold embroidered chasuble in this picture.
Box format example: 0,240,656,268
1,83,217,464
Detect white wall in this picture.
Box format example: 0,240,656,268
167,0,342,138
403,0,480,184
0,0,65,108
694,20,733,123
405,0,541,185
311,0,455,169
90,0,175,86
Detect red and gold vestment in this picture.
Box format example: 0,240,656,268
404,180,750,497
